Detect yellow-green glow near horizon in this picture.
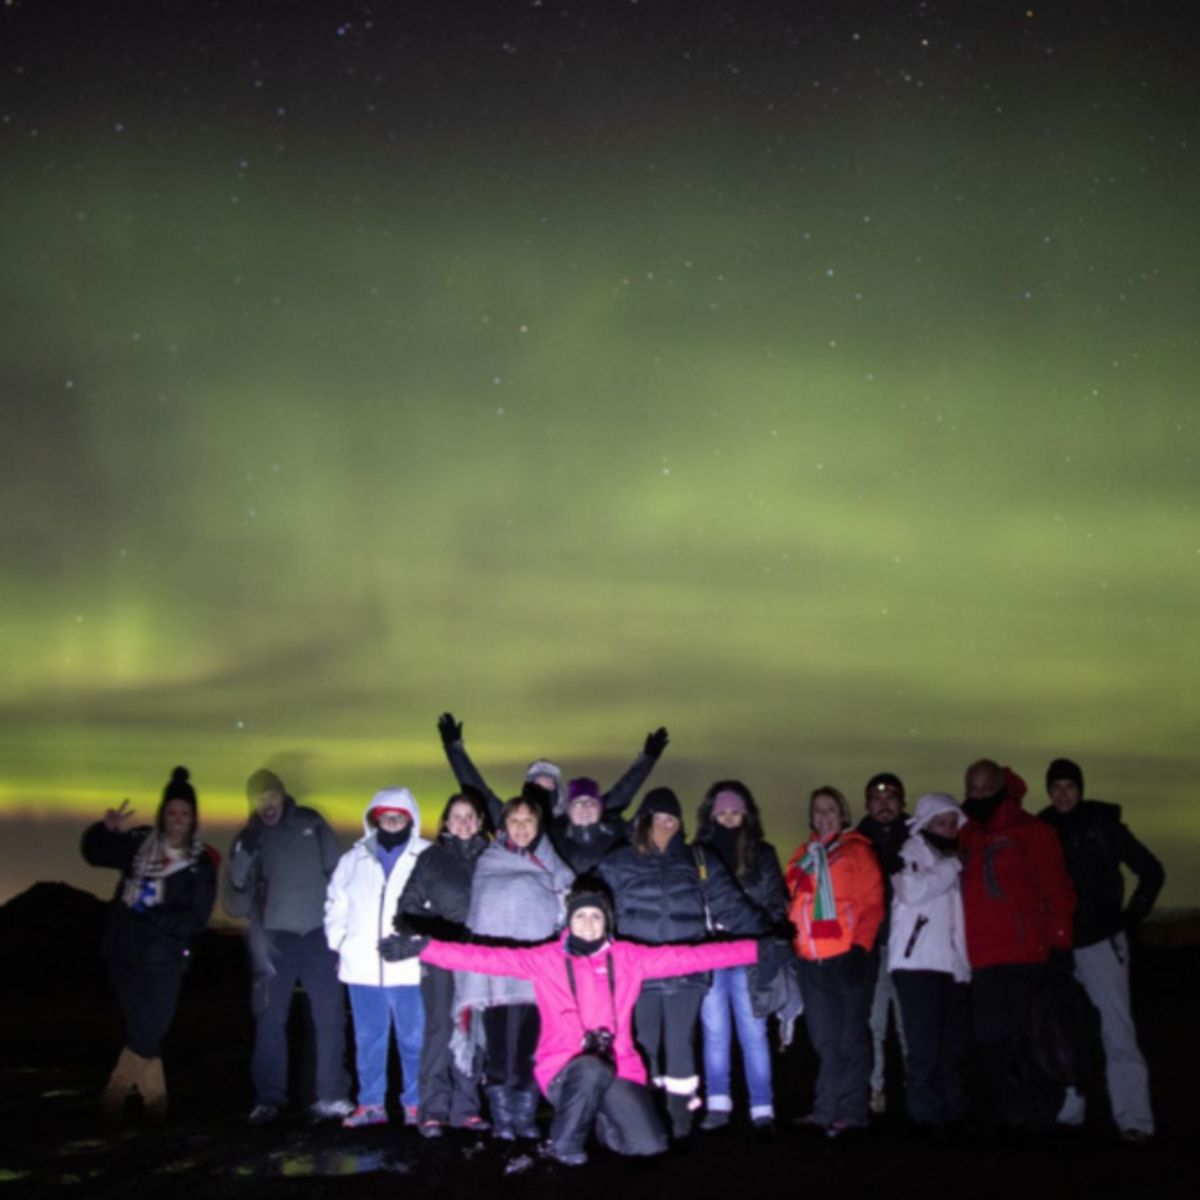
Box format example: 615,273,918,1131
1,1,1197,905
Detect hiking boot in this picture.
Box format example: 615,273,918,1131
700,1110,730,1131
249,1104,281,1126
418,1118,444,1139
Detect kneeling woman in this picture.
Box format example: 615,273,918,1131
386,887,765,1165
81,766,219,1123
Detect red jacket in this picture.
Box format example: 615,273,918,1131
785,830,884,961
960,797,1075,968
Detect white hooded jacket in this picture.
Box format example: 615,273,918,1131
888,793,971,983
325,788,430,987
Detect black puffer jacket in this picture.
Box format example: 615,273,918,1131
598,832,762,992
696,826,788,928
1038,800,1164,948
81,823,218,970
395,831,489,939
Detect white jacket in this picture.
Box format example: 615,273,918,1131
888,794,971,983
325,788,430,987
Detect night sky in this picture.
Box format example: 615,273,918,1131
2,1,1197,907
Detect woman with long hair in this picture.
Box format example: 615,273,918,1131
394,789,492,1137
785,786,884,1137
694,780,788,1132
81,766,219,1124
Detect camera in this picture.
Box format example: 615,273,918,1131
580,1027,615,1064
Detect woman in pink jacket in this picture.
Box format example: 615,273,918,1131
384,885,765,1165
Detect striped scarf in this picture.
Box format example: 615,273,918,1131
121,832,206,911
800,838,844,940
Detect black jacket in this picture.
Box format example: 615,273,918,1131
395,831,489,939
695,828,788,928
81,823,217,970
598,832,763,992
1038,800,1164,948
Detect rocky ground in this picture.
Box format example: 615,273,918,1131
2,884,1197,1199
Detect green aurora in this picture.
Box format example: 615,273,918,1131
1,1,1197,906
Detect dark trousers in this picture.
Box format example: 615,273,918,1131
482,1003,540,1090
633,987,704,1091
892,969,970,1126
418,964,484,1123
109,960,185,1059
797,952,874,1127
546,1055,667,1158
970,962,1051,1128
251,928,349,1108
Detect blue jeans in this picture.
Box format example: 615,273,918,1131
348,984,425,1109
700,967,774,1118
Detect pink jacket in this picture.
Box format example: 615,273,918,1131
422,935,757,1094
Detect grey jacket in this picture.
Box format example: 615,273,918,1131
223,796,342,936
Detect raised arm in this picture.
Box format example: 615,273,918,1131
602,727,669,815
438,712,504,828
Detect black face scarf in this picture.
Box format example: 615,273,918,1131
567,933,606,957
376,824,412,852
922,829,959,856
962,788,1006,826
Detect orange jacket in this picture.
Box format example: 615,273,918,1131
785,830,884,960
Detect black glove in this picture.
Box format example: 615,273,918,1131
236,827,261,857
437,712,463,750
643,727,669,759
379,933,426,962
841,945,872,986
755,936,795,987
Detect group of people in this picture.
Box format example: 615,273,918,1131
81,716,1165,1163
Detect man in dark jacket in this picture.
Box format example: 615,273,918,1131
856,772,910,1116
1040,758,1164,1143
224,769,350,1124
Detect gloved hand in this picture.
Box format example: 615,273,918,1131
236,826,261,857
437,712,463,750
755,936,796,987
643,727,669,759
379,933,426,962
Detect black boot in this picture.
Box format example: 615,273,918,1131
486,1086,516,1140
511,1087,541,1139
667,1093,695,1140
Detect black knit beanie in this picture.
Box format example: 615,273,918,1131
1045,758,1084,795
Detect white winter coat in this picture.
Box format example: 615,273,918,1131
888,799,971,984
325,788,430,987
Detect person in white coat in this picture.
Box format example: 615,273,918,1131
325,787,430,1127
888,792,971,1129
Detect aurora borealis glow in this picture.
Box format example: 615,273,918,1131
2,1,1197,907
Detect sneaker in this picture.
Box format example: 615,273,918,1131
419,1118,444,1139
403,1105,421,1127
310,1098,355,1121
342,1104,388,1128
752,1116,776,1137
869,1089,887,1116
249,1103,280,1126
1119,1129,1151,1147
458,1115,491,1133
700,1110,730,1131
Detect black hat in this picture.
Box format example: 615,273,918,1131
566,884,615,935
158,766,197,829
865,772,906,803
637,786,682,822
1046,758,1084,794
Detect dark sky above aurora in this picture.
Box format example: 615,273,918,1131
2,1,1198,908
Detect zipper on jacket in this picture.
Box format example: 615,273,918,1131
903,915,928,959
